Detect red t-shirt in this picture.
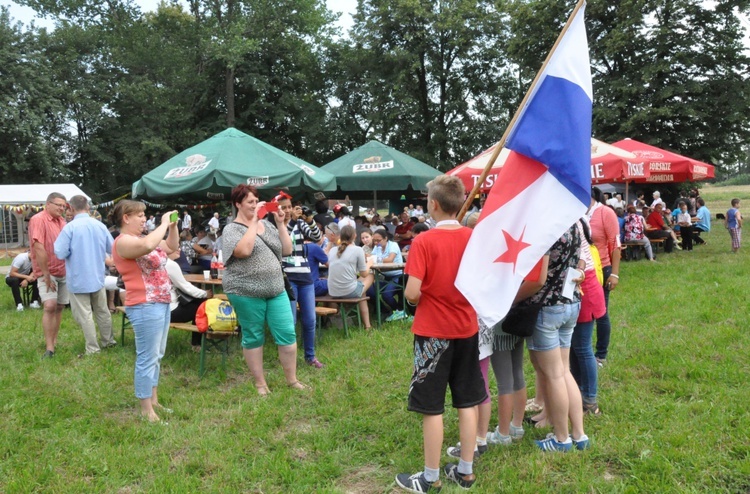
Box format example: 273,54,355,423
647,211,666,230
405,227,478,339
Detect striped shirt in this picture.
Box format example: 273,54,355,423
283,218,322,285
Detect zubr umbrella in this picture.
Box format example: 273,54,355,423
447,138,641,193
320,140,441,200
132,127,336,202
613,138,715,184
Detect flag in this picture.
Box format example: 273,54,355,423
455,3,592,327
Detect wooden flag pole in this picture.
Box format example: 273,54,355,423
457,0,587,222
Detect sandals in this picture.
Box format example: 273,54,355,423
583,402,602,416
287,381,311,391
153,403,174,415
255,384,271,396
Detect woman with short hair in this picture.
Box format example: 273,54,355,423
112,200,179,423
222,185,307,396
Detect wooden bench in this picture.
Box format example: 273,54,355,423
314,306,338,341
622,242,645,261
314,296,369,337
170,322,238,377
649,237,666,253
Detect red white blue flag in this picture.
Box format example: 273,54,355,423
456,4,592,327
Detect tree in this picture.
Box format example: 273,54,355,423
0,8,67,184
329,0,518,170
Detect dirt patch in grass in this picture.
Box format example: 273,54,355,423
337,465,384,494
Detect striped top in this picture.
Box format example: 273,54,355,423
283,218,322,285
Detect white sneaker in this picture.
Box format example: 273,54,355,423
16,303,24,312
29,301,41,309
509,423,525,441
487,426,512,445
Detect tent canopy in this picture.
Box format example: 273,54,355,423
613,139,715,183
133,128,337,202
321,140,441,199
0,184,90,204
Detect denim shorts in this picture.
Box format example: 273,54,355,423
336,280,365,299
526,302,581,352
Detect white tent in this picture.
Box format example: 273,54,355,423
1,184,91,250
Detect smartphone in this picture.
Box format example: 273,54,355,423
170,212,178,223
265,202,279,213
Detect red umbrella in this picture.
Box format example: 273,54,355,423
612,139,715,183
446,144,510,193
590,138,649,183
447,138,644,193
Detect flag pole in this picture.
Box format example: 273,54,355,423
457,0,587,222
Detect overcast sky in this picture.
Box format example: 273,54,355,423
1,0,358,30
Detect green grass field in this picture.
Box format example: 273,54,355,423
1,186,749,493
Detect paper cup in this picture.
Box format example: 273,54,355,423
203,270,211,281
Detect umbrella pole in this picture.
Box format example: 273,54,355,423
625,181,630,206
373,190,377,215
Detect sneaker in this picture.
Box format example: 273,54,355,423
29,301,41,309
509,423,525,441
446,442,487,458
486,428,512,446
16,303,24,312
571,434,591,450
306,358,324,368
443,463,476,489
42,350,55,359
675,243,682,251
395,471,442,493
385,310,407,322
103,341,118,349
595,357,605,368
535,433,573,452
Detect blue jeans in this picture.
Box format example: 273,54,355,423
125,303,170,399
367,275,402,314
595,265,612,360
570,320,597,402
289,281,317,361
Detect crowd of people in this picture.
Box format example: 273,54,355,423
6,184,743,490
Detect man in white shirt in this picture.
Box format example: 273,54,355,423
182,210,192,233
146,215,156,232
208,212,220,234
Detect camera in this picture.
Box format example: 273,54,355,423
301,206,313,217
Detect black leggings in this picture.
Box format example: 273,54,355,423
171,299,203,346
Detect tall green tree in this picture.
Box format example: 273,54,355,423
330,0,518,170
0,8,67,184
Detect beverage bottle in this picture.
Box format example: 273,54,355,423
217,250,225,279
210,253,218,279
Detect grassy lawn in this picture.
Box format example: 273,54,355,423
1,187,749,493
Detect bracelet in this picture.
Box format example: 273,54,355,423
609,274,619,279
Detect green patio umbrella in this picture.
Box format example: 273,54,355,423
132,128,336,202
320,140,441,200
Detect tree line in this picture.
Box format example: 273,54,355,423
2,0,749,200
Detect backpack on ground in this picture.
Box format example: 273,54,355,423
195,299,238,333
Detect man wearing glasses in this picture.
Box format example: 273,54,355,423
28,192,68,359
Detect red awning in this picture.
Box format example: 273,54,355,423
612,139,715,183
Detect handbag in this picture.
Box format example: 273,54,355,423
501,269,555,337
251,226,296,302
282,271,296,301
501,303,543,338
